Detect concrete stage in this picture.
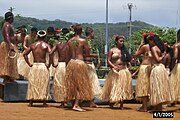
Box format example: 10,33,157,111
0,78,136,103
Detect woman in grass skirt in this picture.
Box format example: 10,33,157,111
100,35,133,109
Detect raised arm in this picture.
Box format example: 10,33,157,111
151,46,166,63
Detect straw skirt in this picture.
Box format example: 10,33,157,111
17,52,33,79
150,64,172,106
100,68,132,102
136,65,151,99
169,63,180,102
65,59,93,101
53,62,66,102
87,63,102,97
26,63,49,100
0,41,19,79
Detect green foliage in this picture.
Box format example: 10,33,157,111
130,27,177,54
48,37,58,45
60,31,75,41
72,39,79,46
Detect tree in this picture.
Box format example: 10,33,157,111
130,27,177,54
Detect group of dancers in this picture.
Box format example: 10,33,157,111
0,11,180,112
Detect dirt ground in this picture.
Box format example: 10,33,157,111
0,101,179,120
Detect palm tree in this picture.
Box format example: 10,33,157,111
8,7,15,12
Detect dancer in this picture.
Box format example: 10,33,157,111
23,30,51,107
148,33,172,111
132,32,152,112
100,35,133,109
50,28,71,108
65,24,93,112
170,29,180,104
85,27,102,108
0,11,19,84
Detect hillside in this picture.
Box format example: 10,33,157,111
0,16,155,41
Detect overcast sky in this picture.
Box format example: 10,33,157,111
0,0,180,28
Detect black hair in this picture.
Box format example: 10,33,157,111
166,45,174,70
85,27,93,37
5,12,13,21
144,36,149,44
61,28,69,35
31,27,38,32
177,29,180,35
177,29,180,41
47,26,55,34
74,24,82,35
149,35,165,53
21,25,26,28
121,45,132,63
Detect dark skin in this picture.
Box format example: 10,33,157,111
68,30,92,112
132,39,151,112
84,31,98,62
108,38,126,72
174,38,180,63
107,38,127,109
2,17,15,50
85,30,99,108
23,40,51,68
1,15,16,83
68,36,90,60
23,31,37,50
50,41,71,67
23,37,51,107
174,33,180,112
148,38,166,111
15,27,27,44
162,45,171,69
49,41,70,108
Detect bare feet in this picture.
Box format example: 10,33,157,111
136,107,147,112
28,100,33,107
28,103,33,107
58,103,65,108
109,103,115,108
43,103,48,107
119,107,124,110
73,106,86,112
90,102,99,108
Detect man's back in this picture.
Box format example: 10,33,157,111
30,41,50,63
68,36,89,60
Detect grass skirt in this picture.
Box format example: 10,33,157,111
53,62,66,102
17,52,33,79
169,63,180,102
136,65,151,99
100,68,132,102
26,63,49,100
150,63,172,106
65,59,93,101
0,41,19,79
87,63,102,97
